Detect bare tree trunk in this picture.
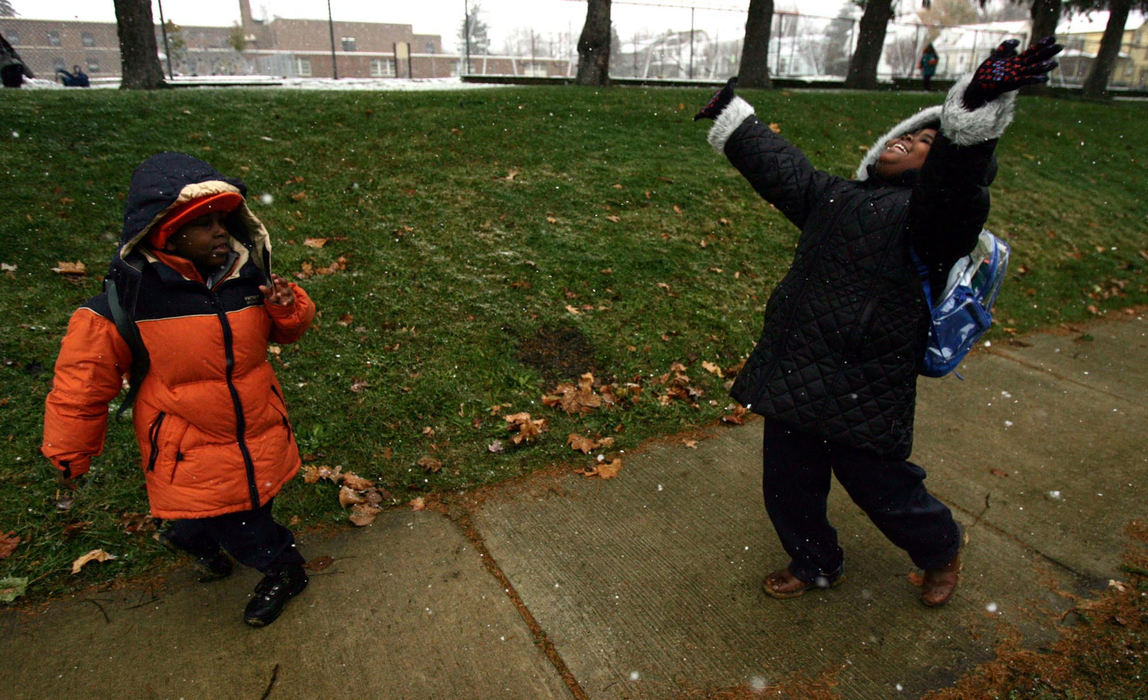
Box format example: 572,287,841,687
845,0,894,90
114,0,165,90
576,0,611,86
738,0,774,88
1021,0,1063,97
1029,0,1061,43
1082,0,1131,99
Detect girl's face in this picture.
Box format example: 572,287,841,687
875,127,937,178
164,211,231,270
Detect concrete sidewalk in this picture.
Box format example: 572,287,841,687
2,315,1145,699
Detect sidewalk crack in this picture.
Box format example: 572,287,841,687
446,503,588,700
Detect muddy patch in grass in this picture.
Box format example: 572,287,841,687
512,322,602,384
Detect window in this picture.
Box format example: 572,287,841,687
425,42,435,54
48,31,61,47
341,37,356,52
82,32,95,47
53,59,66,72
370,58,395,77
6,31,16,44
296,58,311,77
85,58,100,73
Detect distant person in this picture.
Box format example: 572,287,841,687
920,43,939,91
56,65,91,88
1,31,33,88
694,38,1061,606
43,152,316,627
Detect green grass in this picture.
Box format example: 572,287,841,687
1,86,1145,597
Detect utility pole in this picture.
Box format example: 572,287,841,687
157,0,174,79
463,0,472,75
327,0,338,79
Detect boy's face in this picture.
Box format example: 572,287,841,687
875,127,937,179
163,211,231,269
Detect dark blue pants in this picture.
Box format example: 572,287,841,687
162,499,304,574
761,419,960,584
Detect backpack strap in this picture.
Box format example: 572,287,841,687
104,278,150,418
909,247,935,310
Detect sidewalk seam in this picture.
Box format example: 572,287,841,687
445,504,588,700
985,347,1145,408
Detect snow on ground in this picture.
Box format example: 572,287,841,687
20,75,504,91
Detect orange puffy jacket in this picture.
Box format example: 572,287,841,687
42,152,315,519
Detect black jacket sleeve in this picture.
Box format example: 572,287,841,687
724,117,842,231
907,133,997,295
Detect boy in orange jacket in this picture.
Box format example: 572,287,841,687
43,152,315,627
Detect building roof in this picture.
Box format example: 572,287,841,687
1058,10,1145,36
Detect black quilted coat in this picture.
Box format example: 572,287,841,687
711,79,1014,458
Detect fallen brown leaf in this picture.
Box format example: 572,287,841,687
418,456,443,473
342,472,374,490
339,485,367,507
303,237,328,248
52,261,87,276
71,549,116,574
349,503,382,526
505,412,547,445
305,555,335,571
576,458,623,480
722,405,748,425
0,532,19,559
567,434,598,454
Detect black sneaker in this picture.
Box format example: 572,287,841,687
243,565,309,627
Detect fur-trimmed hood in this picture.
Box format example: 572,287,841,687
110,152,274,314
856,74,1016,181
118,152,271,268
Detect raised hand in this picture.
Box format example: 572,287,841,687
260,273,296,307
963,36,1063,109
694,77,738,121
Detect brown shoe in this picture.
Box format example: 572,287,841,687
920,554,962,607
920,526,968,607
762,568,842,599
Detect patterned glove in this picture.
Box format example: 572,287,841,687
694,77,737,121
963,36,1063,110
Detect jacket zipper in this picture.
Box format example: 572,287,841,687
146,411,166,472
210,293,262,511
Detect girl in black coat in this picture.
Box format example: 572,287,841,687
696,38,1060,606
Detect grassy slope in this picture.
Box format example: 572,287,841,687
0,86,1145,596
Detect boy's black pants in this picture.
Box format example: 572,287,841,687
761,419,961,584
162,499,304,574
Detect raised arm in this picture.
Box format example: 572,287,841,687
910,37,1062,279
697,79,841,230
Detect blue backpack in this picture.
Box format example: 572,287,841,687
913,230,1010,378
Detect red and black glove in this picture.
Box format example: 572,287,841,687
963,36,1063,110
694,77,737,121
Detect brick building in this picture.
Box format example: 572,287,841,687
0,0,461,81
